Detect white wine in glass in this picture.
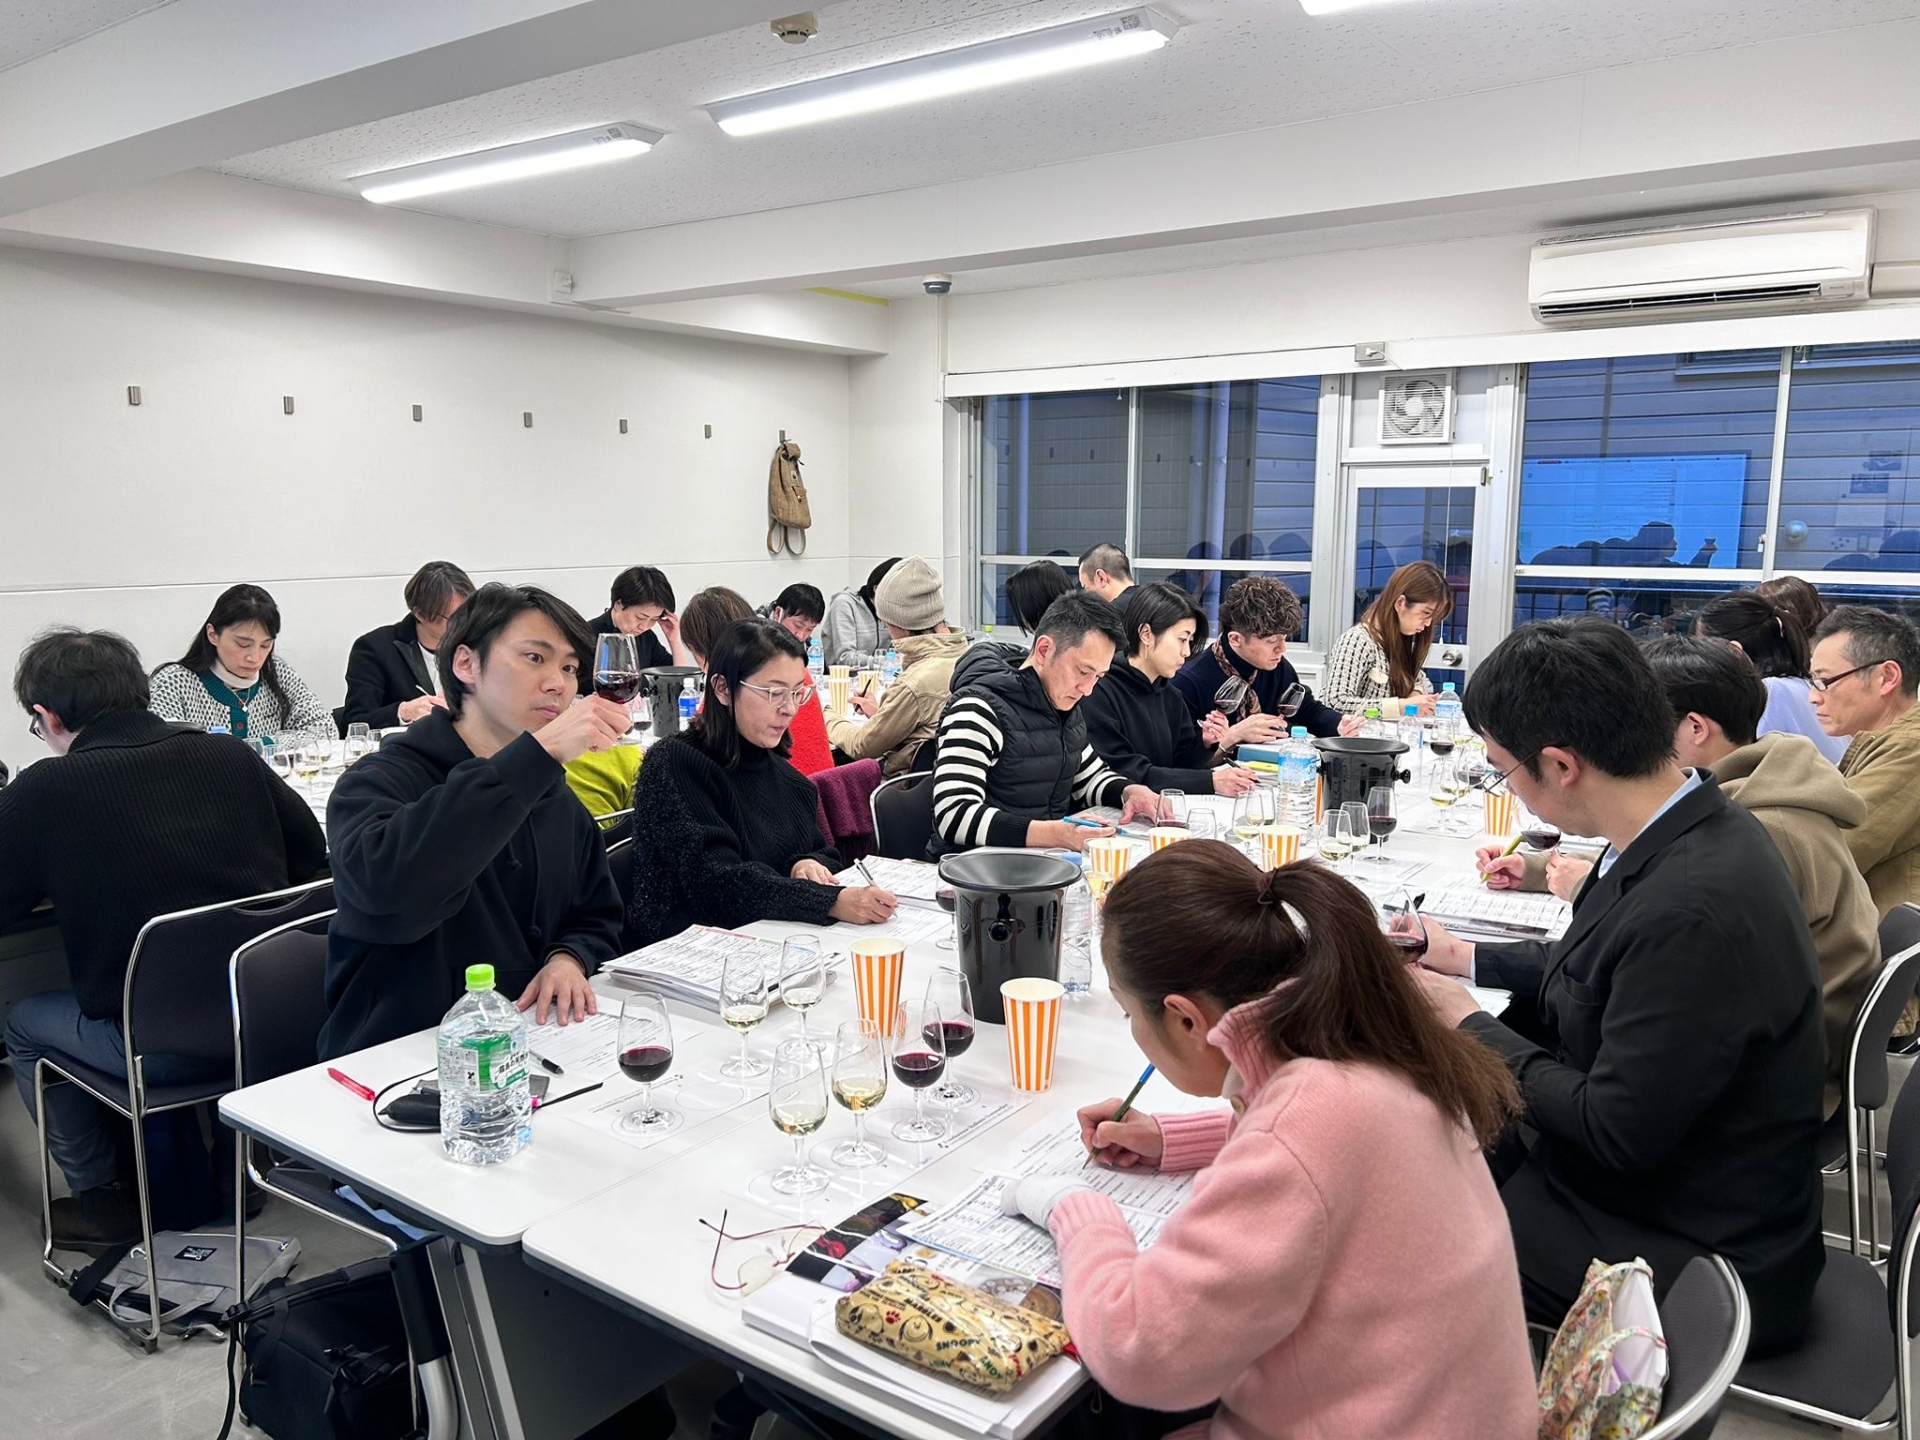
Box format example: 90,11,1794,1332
778,935,826,1045
767,1041,831,1196
829,1018,889,1169
719,951,772,1079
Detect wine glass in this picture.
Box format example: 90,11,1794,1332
1375,887,1429,960
1340,801,1373,866
719,952,772,1079
292,741,328,792
1454,745,1490,835
1212,675,1250,716
1427,767,1460,830
1519,801,1563,854
1426,719,1458,780
1231,786,1277,858
889,1000,949,1143
829,1019,890,1169
594,633,643,744
1319,808,1357,871
344,722,373,765
269,746,296,785
1187,807,1218,842
617,992,682,1136
766,1041,831,1195
778,936,827,1047
1276,682,1306,724
1365,785,1398,865
1158,790,1188,829
923,968,978,1109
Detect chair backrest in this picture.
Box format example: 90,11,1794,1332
230,911,335,1090
126,879,334,1063
1641,1256,1749,1440
1881,1055,1920,1339
870,772,935,861
607,834,637,927
1847,903,1920,1113
597,807,634,833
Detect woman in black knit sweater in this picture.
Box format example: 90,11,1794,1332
625,620,897,947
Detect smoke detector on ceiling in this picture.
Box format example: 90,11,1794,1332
771,12,819,44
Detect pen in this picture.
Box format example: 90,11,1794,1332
534,1080,603,1111
1084,1063,1156,1167
1478,834,1525,884
1062,816,1105,829
328,1068,376,1103
855,858,878,888
535,1054,564,1076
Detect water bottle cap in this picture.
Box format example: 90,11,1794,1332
465,964,495,992
1290,726,1308,738
1404,704,1418,716
1441,681,1457,693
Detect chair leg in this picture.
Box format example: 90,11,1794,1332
233,1136,247,1304
1870,1110,1884,1263
34,1059,63,1283
128,1061,160,1351
1850,1106,1866,1257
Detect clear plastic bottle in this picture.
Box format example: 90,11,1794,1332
1400,703,1425,761
437,963,532,1166
1362,706,1384,739
1281,726,1318,829
806,637,824,681
1060,866,1094,997
677,677,699,731
880,649,903,693
1434,680,1462,730
206,722,231,737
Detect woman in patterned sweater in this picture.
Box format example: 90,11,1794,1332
149,584,333,746
1321,561,1452,717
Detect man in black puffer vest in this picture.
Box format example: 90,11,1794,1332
928,591,1159,858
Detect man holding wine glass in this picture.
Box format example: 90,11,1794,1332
1170,576,1362,751
318,584,629,1060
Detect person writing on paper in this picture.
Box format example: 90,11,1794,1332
1000,842,1535,1440
683,587,835,779
1414,618,1825,1355
341,559,475,730
825,557,967,776
1170,576,1361,750
624,619,896,947
928,591,1159,857
318,585,628,1059
1321,560,1451,717
1081,583,1258,798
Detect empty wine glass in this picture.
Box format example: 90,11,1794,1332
1365,785,1398,865
719,952,772,1079
1187,807,1218,842
923,968,978,1109
616,992,682,1136
344,722,373,764
1375,887,1429,961
889,1000,949,1143
829,1018,889,1169
778,935,827,1046
766,1041,831,1195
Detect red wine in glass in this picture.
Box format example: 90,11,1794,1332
595,671,642,705
619,1044,673,1084
936,887,956,913
1521,825,1562,851
1428,738,1456,758
891,1050,946,1089
1368,815,1398,841
1385,931,1429,958
925,1020,974,1057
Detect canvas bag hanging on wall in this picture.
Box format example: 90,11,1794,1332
768,439,812,556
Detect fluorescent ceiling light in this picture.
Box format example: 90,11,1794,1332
706,7,1178,138
1297,0,1427,13
350,123,662,204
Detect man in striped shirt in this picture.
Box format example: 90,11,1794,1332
928,591,1158,858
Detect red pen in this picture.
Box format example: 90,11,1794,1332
327,1068,376,1103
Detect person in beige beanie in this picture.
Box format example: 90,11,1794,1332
826,557,968,776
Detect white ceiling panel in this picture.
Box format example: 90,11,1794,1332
0,0,175,74
208,0,1920,240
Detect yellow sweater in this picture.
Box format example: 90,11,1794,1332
564,745,644,820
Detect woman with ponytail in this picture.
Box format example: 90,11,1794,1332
1697,589,1847,761
1000,841,1534,1440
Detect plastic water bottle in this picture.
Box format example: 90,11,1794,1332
1281,727,1318,829
1362,706,1384,739
806,637,824,681
881,649,903,693
437,963,532,1166
1400,703,1425,761
677,677,699,730
1060,867,1094,997
1435,681,1462,730
206,722,231,737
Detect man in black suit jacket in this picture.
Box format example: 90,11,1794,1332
341,561,474,731
1415,618,1825,1356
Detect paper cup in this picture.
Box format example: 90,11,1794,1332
827,675,851,713
1256,825,1302,870
1148,826,1187,852
1084,835,1133,892
849,940,905,1029
1484,790,1517,837
1001,977,1064,1092
829,665,851,680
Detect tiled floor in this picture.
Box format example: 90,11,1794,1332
0,1054,1898,1437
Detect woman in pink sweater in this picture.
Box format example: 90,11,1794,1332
1004,842,1538,1440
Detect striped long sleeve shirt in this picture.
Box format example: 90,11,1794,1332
932,693,1130,849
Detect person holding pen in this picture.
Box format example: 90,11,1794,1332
1000,841,1536,1439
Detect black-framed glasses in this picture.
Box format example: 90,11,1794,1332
28,713,43,741
1809,661,1891,693
1479,750,1539,794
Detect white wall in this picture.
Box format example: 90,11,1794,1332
0,246,855,777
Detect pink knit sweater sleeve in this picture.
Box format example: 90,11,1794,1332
1154,1107,1234,1172
1048,1122,1328,1412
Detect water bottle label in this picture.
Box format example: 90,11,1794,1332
450,1033,525,1091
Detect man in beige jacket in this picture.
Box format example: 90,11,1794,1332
1486,637,1878,1114
826,557,968,777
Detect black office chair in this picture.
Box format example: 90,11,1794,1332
597,806,634,833
1631,1256,1752,1440
33,878,335,1347
607,834,637,938
1730,1059,1920,1435
870,772,935,861
1824,903,1920,1258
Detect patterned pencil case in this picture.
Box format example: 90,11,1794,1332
834,1262,1071,1394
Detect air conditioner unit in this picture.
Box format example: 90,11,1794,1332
1529,209,1874,323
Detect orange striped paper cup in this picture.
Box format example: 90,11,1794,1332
1256,825,1302,870
1001,977,1065,1092
828,665,851,680
849,939,906,1029
1484,789,1517,837
827,676,851,713
1147,826,1187,852
1085,836,1132,886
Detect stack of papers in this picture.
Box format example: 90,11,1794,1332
833,856,945,908
603,926,820,1009
1420,884,1572,943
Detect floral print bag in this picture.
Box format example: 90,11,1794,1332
1537,1257,1669,1440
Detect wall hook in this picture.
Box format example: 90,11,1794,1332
283,395,295,415
127,385,141,406
412,404,423,422
523,411,533,428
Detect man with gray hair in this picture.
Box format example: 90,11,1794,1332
1077,543,1134,606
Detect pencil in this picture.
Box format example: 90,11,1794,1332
1084,1063,1156,1167
854,858,877,887
1478,833,1525,884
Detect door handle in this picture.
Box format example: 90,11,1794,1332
1437,647,1465,666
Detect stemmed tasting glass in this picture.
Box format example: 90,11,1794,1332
1340,801,1373,867
1276,682,1307,724
1231,787,1277,858
1158,790,1188,829
1365,785,1398,865
293,740,329,793
1425,718,1458,781
719,952,772,1079
778,936,827,1048
1519,800,1563,855
269,745,297,785
1427,767,1461,833
1187,807,1218,842
923,967,978,1109
890,1000,949,1143
1320,807,1359,872
1453,744,1490,835
829,1019,890,1169
1212,675,1250,716
765,1041,831,1196
1375,887,1429,961
617,992,682,1136
594,633,645,743
344,722,373,764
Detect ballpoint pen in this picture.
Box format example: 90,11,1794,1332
327,1068,377,1103
1084,1063,1156,1166
855,858,878,887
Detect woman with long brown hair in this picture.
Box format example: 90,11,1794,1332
999,841,1534,1439
1321,560,1454,716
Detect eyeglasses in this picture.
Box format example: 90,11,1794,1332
736,680,817,712
702,1210,825,1295
1809,661,1891,693
28,713,44,741
1479,750,1539,794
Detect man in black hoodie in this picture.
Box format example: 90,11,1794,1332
318,585,630,1060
